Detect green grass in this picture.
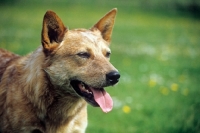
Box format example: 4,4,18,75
0,1,200,133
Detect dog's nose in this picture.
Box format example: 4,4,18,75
106,71,120,85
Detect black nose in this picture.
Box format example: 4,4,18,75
106,71,120,85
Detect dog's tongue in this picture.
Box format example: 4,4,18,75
89,87,113,113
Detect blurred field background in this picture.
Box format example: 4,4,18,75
0,0,200,133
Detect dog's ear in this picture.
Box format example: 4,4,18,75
91,8,117,43
41,11,67,54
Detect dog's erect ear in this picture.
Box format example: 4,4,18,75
41,11,67,54
91,8,117,43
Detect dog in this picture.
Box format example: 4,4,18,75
0,8,120,133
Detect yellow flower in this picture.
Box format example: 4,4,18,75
148,79,157,88
160,87,169,95
171,83,178,91
122,105,131,114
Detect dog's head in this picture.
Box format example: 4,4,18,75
42,9,120,113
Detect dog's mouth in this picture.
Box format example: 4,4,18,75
70,80,113,113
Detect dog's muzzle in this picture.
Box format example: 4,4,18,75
70,70,120,113
106,71,120,85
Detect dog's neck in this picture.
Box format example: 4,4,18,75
22,47,48,106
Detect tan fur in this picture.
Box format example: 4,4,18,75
0,9,118,133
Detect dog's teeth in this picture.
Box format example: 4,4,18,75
79,82,93,94
87,91,92,94
85,89,92,94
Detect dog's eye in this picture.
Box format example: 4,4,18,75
77,52,90,58
105,51,111,58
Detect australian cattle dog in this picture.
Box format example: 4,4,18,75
0,8,120,133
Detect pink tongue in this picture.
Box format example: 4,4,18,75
90,87,113,113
